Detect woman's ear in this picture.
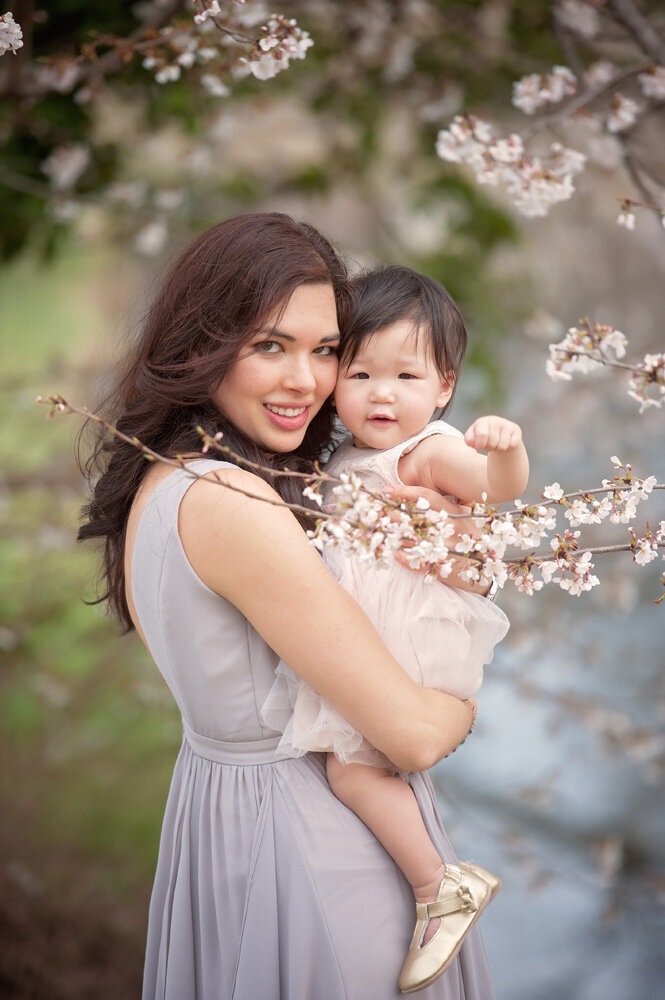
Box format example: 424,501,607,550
436,372,455,408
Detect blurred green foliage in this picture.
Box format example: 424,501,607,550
0,253,182,900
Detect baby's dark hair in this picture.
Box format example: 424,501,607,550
340,264,467,409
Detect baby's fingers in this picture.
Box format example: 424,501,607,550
495,424,514,451
464,419,488,450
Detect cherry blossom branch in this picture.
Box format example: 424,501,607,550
1,2,313,100
546,319,665,411
37,394,325,520
519,61,650,140
0,0,187,98
38,394,665,604
435,1,665,224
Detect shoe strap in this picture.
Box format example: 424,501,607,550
426,883,479,919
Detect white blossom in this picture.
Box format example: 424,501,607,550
155,64,181,84
201,74,230,97
194,1,222,24
633,538,658,566
177,51,196,68
606,93,641,133
154,188,185,211
543,483,564,501
302,486,323,507
240,15,313,81
638,65,665,101
617,210,636,230
585,60,616,88
556,0,601,39
627,353,665,412
538,561,559,583
547,321,627,381
134,219,168,256
512,66,576,114
41,144,90,191
436,115,585,218
0,11,23,55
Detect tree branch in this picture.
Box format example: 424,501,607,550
520,61,650,140
0,0,189,99
606,0,665,65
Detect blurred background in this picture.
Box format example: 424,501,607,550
1,1,664,997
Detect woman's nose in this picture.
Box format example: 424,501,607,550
283,355,317,394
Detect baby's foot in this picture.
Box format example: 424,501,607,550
412,864,447,946
399,864,495,993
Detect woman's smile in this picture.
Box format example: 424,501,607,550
264,403,311,430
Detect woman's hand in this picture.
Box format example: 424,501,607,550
383,483,489,596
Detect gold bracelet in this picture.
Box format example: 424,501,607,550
464,698,478,732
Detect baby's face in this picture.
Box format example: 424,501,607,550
334,320,452,449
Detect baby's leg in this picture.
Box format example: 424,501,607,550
326,753,445,944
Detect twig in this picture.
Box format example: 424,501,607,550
621,150,665,226
552,344,659,375
38,395,326,521
39,395,665,603
521,61,650,140
606,0,665,66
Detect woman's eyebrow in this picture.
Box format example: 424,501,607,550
259,327,340,344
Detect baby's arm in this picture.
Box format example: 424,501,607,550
398,416,529,504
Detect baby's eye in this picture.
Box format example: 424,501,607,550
255,340,281,354
350,372,369,379
314,345,338,357
398,373,417,379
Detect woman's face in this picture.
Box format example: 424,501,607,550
213,283,340,452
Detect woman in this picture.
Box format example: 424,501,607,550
79,213,495,999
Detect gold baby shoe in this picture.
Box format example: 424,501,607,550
398,862,495,994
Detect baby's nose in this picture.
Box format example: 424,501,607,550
370,381,396,403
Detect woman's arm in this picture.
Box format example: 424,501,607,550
178,467,475,773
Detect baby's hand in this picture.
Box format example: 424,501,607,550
464,415,523,453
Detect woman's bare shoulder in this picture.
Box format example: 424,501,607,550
178,464,323,598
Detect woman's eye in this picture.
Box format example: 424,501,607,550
314,345,338,357
255,340,281,354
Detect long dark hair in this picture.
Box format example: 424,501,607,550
78,212,349,632
341,265,467,410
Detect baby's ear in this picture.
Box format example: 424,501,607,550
436,372,455,407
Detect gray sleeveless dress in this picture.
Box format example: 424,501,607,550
133,460,495,1000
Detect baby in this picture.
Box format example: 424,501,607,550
262,265,528,994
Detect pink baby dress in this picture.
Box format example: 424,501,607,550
261,420,509,770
